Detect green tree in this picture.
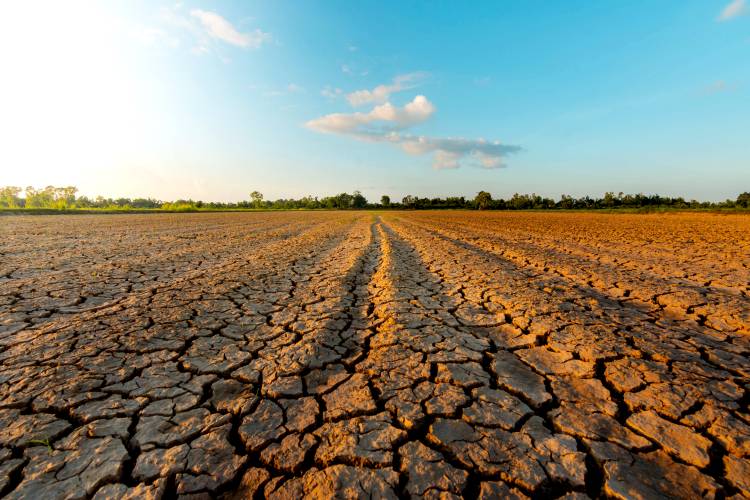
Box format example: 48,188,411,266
335,192,353,208
402,195,417,208
380,195,391,208
474,191,493,210
602,191,616,208
0,186,22,208
558,195,573,209
322,196,336,209
352,190,368,208
737,192,750,208
20,185,78,208
25,186,53,208
250,191,264,208
509,193,532,210
53,186,78,209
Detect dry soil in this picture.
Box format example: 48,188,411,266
0,211,748,499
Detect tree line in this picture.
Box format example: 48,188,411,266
1,185,749,211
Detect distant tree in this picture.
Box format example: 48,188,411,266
507,193,526,210
540,197,556,209
602,191,616,208
250,191,264,209
352,190,368,208
557,195,572,209
24,186,42,208
402,195,417,208
9,186,745,212
0,186,22,208
75,196,93,208
336,192,353,209
321,196,336,209
18,186,79,208
474,191,493,210
298,195,320,209
737,192,750,208
131,198,161,209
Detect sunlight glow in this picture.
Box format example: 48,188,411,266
0,2,151,187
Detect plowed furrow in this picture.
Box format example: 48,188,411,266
0,211,748,499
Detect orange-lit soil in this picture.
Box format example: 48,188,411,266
0,211,748,498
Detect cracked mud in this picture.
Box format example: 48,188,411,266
0,211,748,499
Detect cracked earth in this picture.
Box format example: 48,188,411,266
0,211,749,499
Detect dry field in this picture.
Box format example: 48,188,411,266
0,211,749,499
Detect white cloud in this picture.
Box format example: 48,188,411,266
370,95,436,126
433,150,461,169
157,5,271,58
308,71,521,169
306,95,519,169
718,0,746,21
476,151,503,169
400,136,520,169
306,95,436,134
190,9,271,48
346,72,428,106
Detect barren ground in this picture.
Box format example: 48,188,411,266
0,211,749,499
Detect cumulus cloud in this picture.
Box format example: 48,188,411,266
433,150,461,169
718,0,746,21
346,72,427,106
307,97,519,169
306,95,435,134
307,72,521,169
400,136,521,169
372,95,435,125
190,9,271,48
157,5,271,59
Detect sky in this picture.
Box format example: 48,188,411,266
0,0,748,202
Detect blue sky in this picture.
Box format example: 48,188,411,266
0,1,748,202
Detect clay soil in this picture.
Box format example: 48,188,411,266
0,211,748,499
